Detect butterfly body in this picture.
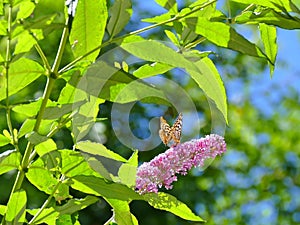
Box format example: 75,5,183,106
159,113,182,146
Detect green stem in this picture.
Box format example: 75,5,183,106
4,2,17,147
9,14,70,195
28,177,66,225
184,37,206,49
52,16,69,75
58,0,217,74
34,43,52,73
28,110,76,162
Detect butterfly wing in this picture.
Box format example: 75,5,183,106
159,116,172,145
170,113,182,145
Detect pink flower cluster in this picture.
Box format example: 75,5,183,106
136,134,226,194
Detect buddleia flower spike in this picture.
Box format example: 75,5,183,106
136,134,226,194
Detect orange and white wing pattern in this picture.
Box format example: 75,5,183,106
159,113,183,146
159,116,172,145
170,113,182,146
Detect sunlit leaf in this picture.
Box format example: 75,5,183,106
187,57,228,123
0,205,6,216
164,30,180,46
0,150,21,175
143,192,205,222
55,195,99,215
259,23,277,75
142,11,173,24
59,150,99,178
121,37,227,122
72,95,104,142
81,60,167,103
118,163,137,187
6,189,27,224
230,0,299,12
71,175,142,201
26,151,72,202
27,196,98,225
35,138,57,156
69,0,108,62
106,198,138,225
76,141,127,162
121,36,199,72
43,101,86,120
184,18,267,60
133,62,173,78
235,8,300,29
12,98,44,117
0,58,44,101
15,0,36,20
27,132,48,145
18,119,53,138
0,134,11,147
107,0,132,38
14,29,43,54
154,0,177,13
27,208,58,225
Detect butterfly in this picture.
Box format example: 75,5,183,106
159,113,183,147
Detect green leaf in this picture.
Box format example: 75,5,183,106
142,11,173,24
55,195,99,215
0,205,6,216
76,141,128,181
235,8,300,29
187,57,228,123
12,98,44,117
27,132,48,145
18,119,36,138
13,29,44,54
231,0,299,12
164,30,180,46
82,61,167,103
127,150,138,166
154,0,177,13
35,138,57,156
69,0,108,62
75,141,127,162
184,18,267,60
0,134,11,147
71,175,142,201
43,101,86,120
0,150,21,175
6,189,27,224
144,192,205,222
27,196,98,225
118,163,137,188
81,152,115,181
133,62,173,78
72,95,104,142
0,58,44,101
15,0,36,20
259,23,277,75
121,36,199,72
18,119,53,138
56,214,75,225
107,0,132,38
106,198,138,225
26,152,70,201
121,37,228,122
58,70,82,104
59,150,99,178
0,20,7,35
27,208,58,225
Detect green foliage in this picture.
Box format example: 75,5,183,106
0,0,299,224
